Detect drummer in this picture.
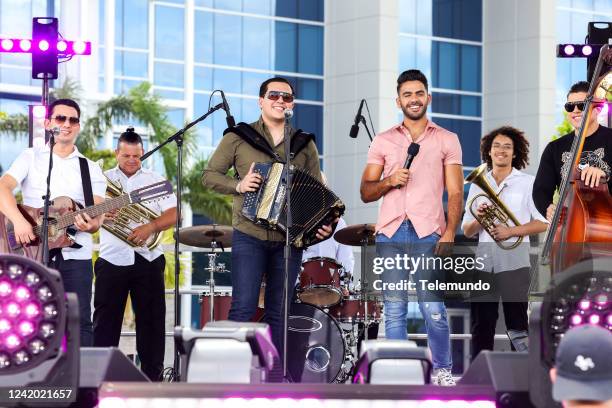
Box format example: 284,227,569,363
302,173,355,288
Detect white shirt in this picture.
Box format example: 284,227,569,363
99,166,177,266
302,218,355,274
461,168,547,273
6,145,106,260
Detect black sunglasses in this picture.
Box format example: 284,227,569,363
51,115,80,125
266,91,295,103
564,101,586,112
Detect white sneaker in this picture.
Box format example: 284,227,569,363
432,368,456,386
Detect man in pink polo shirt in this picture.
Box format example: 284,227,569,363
360,69,464,386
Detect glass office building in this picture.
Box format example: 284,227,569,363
398,0,483,174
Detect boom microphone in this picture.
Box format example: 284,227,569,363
349,99,365,138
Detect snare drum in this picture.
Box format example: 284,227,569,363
299,257,343,307
328,295,383,323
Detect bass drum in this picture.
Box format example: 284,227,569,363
287,302,346,383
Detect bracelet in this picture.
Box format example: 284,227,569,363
236,181,242,193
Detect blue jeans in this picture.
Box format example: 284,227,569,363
49,252,93,347
229,229,302,354
376,220,452,370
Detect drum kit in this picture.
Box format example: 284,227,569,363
179,222,381,384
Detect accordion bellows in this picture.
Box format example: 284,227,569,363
241,162,345,248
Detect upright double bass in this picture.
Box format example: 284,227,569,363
541,45,612,273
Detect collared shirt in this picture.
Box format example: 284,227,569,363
6,145,106,260
202,117,321,242
367,120,462,239
302,218,355,274
99,166,177,266
461,168,548,273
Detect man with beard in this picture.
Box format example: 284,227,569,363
360,69,464,386
533,80,612,221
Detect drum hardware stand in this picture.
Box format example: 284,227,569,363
205,235,225,323
360,234,371,339
140,102,226,381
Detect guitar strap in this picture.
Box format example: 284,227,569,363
78,157,94,207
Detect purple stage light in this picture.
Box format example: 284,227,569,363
5,333,21,349
72,40,86,55
14,350,30,365
15,286,31,302
0,319,11,334
0,354,9,368
19,39,31,52
0,281,12,297
39,323,55,339
43,303,57,319
582,45,593,56
8,264,23,280
37,285,52,302
6,302,20,318
24,303,40,318
589,314,601,325
29,339,45,355
570,314,582,326
56,40,67,52
31,106,46,120
1,39,13,51
563,44,575,56
578,300,590,310
38,40,49,51
18,321,34,336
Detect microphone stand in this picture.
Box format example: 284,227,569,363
140,102,225,381
41,131,55,266
282,110,293,381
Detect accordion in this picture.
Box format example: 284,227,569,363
241,162,345,248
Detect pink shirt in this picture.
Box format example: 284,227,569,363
367,120,462,239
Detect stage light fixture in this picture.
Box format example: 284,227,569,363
175,321,279,384
28,104,47,148
0,254,79,407
32,17,58,79
1,39,13,51
56,40,67,52
19,39,31,52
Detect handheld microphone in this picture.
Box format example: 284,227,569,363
349,99,365,138
284,109,294,120
403,143,420,169
396,143,420,189
219,90,236,128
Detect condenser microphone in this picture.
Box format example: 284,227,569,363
284,109,294,119
349,99,365,138
219,90,236,128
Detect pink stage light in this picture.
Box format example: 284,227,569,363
1,39,13,51
15,286,31,302
24,303,40,318
5,333,21,349
19,39,31,52
581,45,593,56
18,321,34,336
0,319,11,334
578,300,590,310
56,40,67,52
0,281,12,297
563,44,575,56
570,314,582,326
38,40,49,51
6,302,20,318
72,41,86,55
589,314,601,325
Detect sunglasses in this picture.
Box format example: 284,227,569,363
51,115,80,125
564,101,586,112
266,91,295,103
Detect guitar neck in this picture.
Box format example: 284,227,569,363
55,194,131,230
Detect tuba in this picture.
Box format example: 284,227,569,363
465,163,523,250
101,176,162,250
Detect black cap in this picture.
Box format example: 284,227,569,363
552,325,612,402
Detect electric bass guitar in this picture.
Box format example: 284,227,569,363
0,180,173,261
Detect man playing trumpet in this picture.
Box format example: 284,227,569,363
462,126,547,360
93,127,177,381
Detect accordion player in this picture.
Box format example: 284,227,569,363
241,162,345,248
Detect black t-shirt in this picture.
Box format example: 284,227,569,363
533,125,612,217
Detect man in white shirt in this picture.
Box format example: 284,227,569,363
462,126,547,360
93,128,177,381
0,98,106,346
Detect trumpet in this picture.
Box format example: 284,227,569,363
101,176,162,250
465,163,523,250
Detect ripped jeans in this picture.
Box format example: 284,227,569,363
376,220,452,370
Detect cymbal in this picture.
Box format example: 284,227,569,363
178,225,232,248
334,224,376,246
